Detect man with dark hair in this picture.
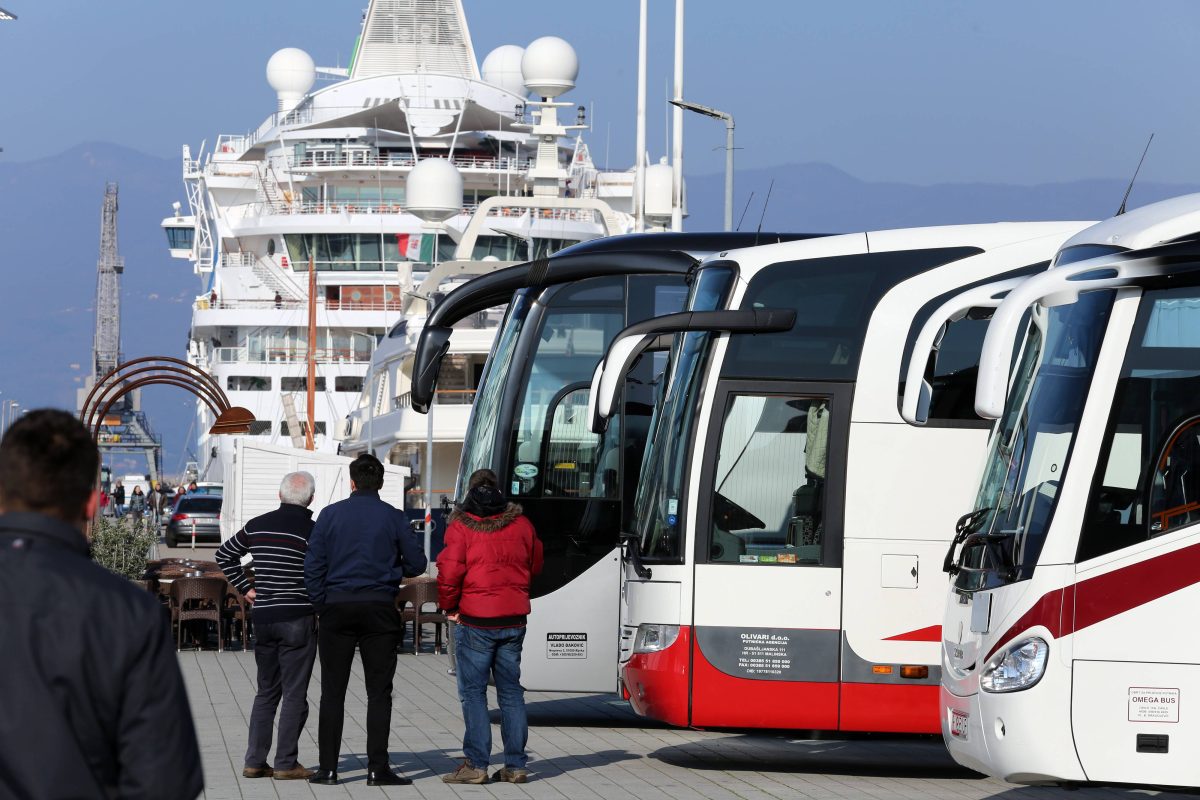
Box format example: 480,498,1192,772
0,409,203,799
304,453,427,786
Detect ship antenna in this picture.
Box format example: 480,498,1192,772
754,179,775,244
735,191,755,231
1117,133,1154,216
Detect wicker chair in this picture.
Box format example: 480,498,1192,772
171,577,227,652
223,586,251,651
396,579,447,655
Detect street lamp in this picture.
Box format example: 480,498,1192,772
669,99,735,231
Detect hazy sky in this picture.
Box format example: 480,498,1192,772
3,0,1200,185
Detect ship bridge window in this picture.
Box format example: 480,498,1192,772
247,421,272,435
281,377,327,392
286,233,453,271
165,226,194,250
227,376,271,391
335,376,364,393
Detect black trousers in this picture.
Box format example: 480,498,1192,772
316,602,402,771
246,615,317,770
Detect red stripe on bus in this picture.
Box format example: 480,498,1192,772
840,683,940,733
689,636,839,730
986,539,1200,659
883,624,942,642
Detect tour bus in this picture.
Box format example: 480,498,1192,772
588,221,1094,731
936,195,1200,787
411,232,812,691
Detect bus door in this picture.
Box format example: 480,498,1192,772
689,381,851,728
512,276,687,692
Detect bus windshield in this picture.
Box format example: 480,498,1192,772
634,265,737,560
956,289,1115,590
456,292,532,496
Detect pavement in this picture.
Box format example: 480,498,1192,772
182,641,1192,800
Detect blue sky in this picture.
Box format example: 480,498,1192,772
3,1,1200,184
5,0,1200,474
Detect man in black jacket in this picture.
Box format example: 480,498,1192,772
304,453,426,787
0,410,203,800
215,471,318,781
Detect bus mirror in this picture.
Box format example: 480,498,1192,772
411,325,453,414
901,277,1023,426
976,252,1162,420
588,308,797,434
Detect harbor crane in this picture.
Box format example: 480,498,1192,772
76,183,162,483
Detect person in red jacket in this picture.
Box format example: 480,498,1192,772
438,469,543,785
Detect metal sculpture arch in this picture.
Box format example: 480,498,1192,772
80,356,254,439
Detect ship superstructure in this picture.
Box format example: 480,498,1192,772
163,0,655,486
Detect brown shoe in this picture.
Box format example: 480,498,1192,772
242,766,274,779
491,767,529,783
273,764,315,781
442,761,489,784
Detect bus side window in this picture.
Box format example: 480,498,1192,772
1079,289,1200,562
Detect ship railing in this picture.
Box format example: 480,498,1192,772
393,389,476,410
287,152,535,172
254,200,596,222
197,297,404,312
212,347,373,365
220,253,257,267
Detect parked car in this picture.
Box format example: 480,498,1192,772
165,495,222,547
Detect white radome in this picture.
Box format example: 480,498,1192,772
644,157,674,220
521,36,578,99
267,48,315,112
266,48,316,94
481,45,528,97
406,158,464,223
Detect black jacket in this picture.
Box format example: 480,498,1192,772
304,490,427,607
0,512,203,799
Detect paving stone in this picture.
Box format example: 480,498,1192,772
176,649,1195,800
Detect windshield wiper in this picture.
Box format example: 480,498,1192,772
943,507,990,574
620,531,653,580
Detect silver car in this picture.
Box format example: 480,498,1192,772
165,495,222,547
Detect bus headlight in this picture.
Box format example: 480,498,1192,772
633,623,680,654
980,637,1049,693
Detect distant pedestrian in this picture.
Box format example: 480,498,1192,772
274,292,283,308
216,472,319,782
0,410,203,798
439,469,543,785
113,480,126,518
129,485,147,521
304,454,427,786
187,481,198,494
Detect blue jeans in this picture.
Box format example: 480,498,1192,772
454,624,528,770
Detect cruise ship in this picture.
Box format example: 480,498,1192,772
162,0,664,493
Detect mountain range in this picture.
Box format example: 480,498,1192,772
2,141,1197,475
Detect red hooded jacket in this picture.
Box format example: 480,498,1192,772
437,502,544,627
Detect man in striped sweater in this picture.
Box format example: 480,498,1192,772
216,471,318,782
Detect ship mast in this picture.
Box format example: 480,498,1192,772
305,254,316,451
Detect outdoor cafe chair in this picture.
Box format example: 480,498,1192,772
171,577,226,652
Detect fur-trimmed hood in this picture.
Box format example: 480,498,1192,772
448,502,524,533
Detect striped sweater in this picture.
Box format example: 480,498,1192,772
215,503,315,624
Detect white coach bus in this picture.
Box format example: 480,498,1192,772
589,221,1091,731
936,194,1200,788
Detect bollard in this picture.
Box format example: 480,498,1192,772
191,518,196,550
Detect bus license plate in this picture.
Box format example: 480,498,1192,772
950,709,969,740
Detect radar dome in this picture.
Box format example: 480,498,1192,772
405,159,463,224
481,45,528,97
644,157,674,220
267,48,316,111
521,36,578,99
